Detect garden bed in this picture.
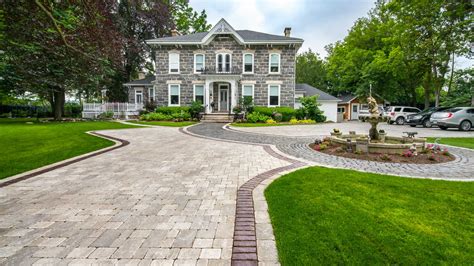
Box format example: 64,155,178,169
309,142,455,164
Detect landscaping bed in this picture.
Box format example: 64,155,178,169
309,141,455,164
265,167,474,264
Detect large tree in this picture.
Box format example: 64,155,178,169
296,49,328,91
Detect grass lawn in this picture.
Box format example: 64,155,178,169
265,167,474,265
0,118,139,180
128,121,197,127
427,137,474,149
230,123,315,127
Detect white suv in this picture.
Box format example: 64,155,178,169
386,106,421,125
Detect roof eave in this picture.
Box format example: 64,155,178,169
146,40,304,46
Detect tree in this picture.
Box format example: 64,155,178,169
297,96,326,122
441,68,473,107
171,0,212,34
296,49,328,91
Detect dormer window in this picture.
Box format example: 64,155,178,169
243,53,254,74
194,54,205,73
217,53,231,73
169,53,180,73
269,53,280,74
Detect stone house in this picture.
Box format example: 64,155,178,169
126,18,304,116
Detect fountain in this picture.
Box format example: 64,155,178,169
364,96,385,141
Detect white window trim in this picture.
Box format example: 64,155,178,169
216,53,232,73
135,89,143,104
268,53,281,74
148,87,155,102
241,84,254,100
194,53,205,74
168,84,180,106
242,53,254,74
193,84,205,105
268,85,280,107
168,53,180,74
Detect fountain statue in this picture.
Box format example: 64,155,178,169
366,96,382,140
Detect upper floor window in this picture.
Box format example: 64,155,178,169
243,53,254,74
194,54,205,73
217,53,231,73
268,85,280,106
269,53,280,74
169,53,180,73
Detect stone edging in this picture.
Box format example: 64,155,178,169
0,131,129,188
180,125,307,265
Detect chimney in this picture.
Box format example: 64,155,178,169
138,71,145,80
171,29,180,37
284,27,291,37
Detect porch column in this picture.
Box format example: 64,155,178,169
205,79,211,114
231,79,238,114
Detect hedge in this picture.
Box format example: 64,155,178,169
155,106,190,114
252,106,296,122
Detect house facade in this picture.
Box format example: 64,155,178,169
337,93,390,121
294,84,340,122
127,18,303,114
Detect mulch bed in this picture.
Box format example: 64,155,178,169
309,143,455,164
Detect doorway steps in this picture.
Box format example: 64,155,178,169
201,113,234,123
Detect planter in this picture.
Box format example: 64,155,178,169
379,132,387,143
356,138,369,153
330,132,342,138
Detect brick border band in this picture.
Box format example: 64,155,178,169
0,132,129,188
180,125,306,265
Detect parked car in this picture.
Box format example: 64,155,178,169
430,107,474,131
386,106,421,125
406,107,451,128
358,106,386,119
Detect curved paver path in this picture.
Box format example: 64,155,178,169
188,123,474,180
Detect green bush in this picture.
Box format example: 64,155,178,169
246,112,270,123
64,102,82,118
155,106,190,115
171,111,191,121
189,101,204,120
297,96,326,122
98,111,114,120
252,106,296,122
140,112,172,121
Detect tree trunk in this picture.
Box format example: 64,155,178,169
423,71,432,109
447,52,455,94
50,86,65,120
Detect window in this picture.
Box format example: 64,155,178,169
194,54,205,73
268,85,280,106
148,87,155,102
243,53,254,73
242,85,254,101
194,85,204,104
467,108,474,114
338,107,345,113
168,84,180,106
169,53,179,73
269,53,280,73
352,105,358,112
394,107,402,112
217,53,231,73
404,108,420,113
135,90,143,104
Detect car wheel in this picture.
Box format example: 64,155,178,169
396,117,405,125
410,125,416,127
439,126,448,130
422,119,432,128
459,120,472,131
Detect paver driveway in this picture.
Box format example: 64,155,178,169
0,127,290,265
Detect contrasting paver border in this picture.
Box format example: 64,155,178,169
181,125,307,265
0,131,129,188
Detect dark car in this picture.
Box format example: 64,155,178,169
406,107,451,128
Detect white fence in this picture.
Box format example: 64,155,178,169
82,102,144,119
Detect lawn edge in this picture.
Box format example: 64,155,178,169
0,131,129,187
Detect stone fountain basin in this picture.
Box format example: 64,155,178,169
329,134,426,154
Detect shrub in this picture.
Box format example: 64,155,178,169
273,112,283,122
171,111,191,121
155,106,190,114
144,100,157,112
298,96,326,122
298,119,316,124
428,154,437,161
380,154,392,161
140,112,172,121
189,101,204,120
319,144,327,150
402,150,413,157
289,118,299,124
246,112,270,123
0,112,11,118
232,105,243,114
64,102,82,118
266,119,276,124
98,111,114,120
252,106,296,122
442,149,450,156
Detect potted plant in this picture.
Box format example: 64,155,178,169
378,129,387,143
330,128,342,138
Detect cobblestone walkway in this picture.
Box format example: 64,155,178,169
0,127,290,265
188,123,474,180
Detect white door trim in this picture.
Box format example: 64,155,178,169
351,103,359,120
218,84,229,112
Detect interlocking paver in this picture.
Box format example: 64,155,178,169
0,126,290,264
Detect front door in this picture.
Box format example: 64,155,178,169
219,85,229,112
351,104,359,120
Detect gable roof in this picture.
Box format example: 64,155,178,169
123,76,155,86
337,93,357,104
146,18,303,45
295,84,340,101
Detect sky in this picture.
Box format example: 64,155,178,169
191,0,472,68
191,0,375,58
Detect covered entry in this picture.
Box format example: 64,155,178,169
204,77,238,114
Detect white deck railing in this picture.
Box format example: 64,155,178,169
82,102,144,119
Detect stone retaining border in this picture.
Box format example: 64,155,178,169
180,125,307,265
0,131,129,188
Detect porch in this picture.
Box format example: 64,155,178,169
203,77,238,114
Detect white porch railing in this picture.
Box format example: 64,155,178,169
82,102,144,119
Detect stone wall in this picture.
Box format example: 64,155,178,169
131,35,297,109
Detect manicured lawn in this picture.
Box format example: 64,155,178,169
427,137,474,149
265,167,474,265
0,119,139,180
129,121,197,127
230,123,315,127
